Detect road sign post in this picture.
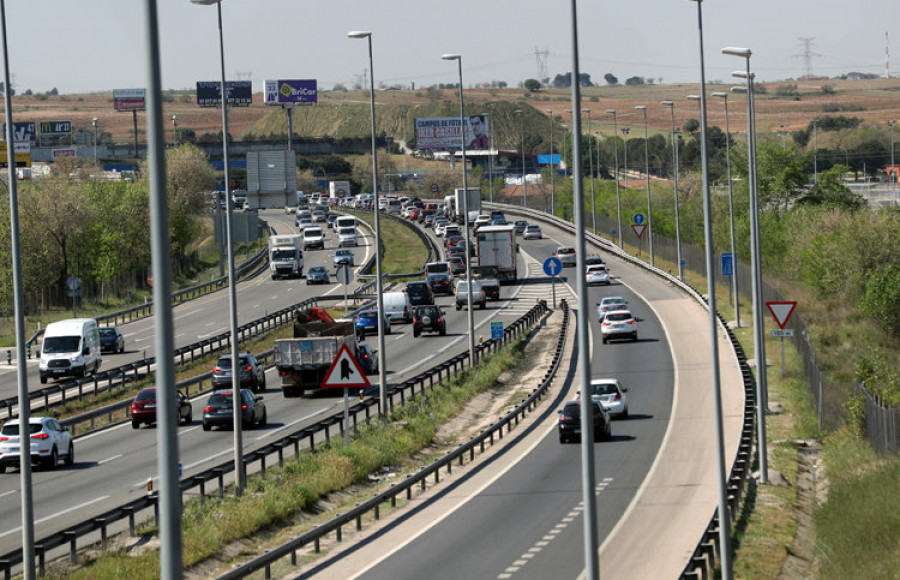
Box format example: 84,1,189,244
721,252,734,306
322,344,371,446
767,302,797,378
543,257,562,307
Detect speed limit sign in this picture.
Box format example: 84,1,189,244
430,183,439,194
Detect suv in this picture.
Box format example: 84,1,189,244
455,280,486,310
405,281,435,306
211,353,266,392
412,305,447,337
0,416,74,472
557,400,611,443
600,309,638,343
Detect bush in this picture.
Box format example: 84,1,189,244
859,264,900,336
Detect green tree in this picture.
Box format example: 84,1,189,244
523,79,542,92
860,265,900,337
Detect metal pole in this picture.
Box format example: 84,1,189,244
812,118,818,185
349,31,388,417
890,120,895,192
2,2,36,575
516,109,527,208
567,2,599,577
145,0,183,575
172,115,177,147
607,109,623,247
488,103,495,203
693,2,732,576
621,127,630,189
661,101,684,281
286,107,293,152
545,108,555,213
583,108,596,232
92,117,98,162
714,92,739,325
636,105,653,266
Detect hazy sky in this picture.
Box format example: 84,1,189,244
4,1,898,94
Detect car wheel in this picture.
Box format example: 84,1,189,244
621,408,629,419
132,420,140,429
386,326,392,335
413,330,420,338
40,374,47,384
202,422,211,431
259,409,267,428
559,435,567,444
0,464,5,473
439,328,446,336
65,442,74,466
632,334,638,342
185,407,193,424
480,302,486,310
261,374,267,389
602,337,608,344
48,447,59,470
455,304,461,311
306,280,310,285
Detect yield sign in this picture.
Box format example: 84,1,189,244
766,301,797,329
631,224,646,238
321,343,371,389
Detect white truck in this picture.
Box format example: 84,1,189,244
274,308,357,397
476,224,518,284
329,180,351,200
39,318,102,383
268,234,304,279
453,187,482,224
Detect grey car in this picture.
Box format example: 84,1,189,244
202,389,267,431
306,265,331,285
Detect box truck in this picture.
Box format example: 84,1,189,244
268,234,304,279
453,187,481,223
476,224,518,284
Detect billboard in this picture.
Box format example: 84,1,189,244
414,114,490,150
2,122,36,143
196,81,253,107
0,141,31,168
113,88,146,111
264,79,317,106
39,120,72,136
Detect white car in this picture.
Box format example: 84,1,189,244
597,296,628,317
600,309,638,343
337,227,358,247
0,416,74,472
555,246,577,267
586,264,611,286
523,224,542,240
302,227,325,250
296,216,314,232
578,378,629,418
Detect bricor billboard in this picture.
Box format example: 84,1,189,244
264,79,317,106
196,81,253,107
414,114,490,150
113,88,146,111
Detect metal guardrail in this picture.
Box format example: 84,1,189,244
0,301,552,578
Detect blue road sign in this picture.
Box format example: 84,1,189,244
633,212,645,225
543,256,563,277
721,252,734,277
491,321,504,340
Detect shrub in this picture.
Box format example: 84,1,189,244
859,264,900,336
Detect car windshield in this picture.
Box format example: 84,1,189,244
407,284,428,296
99,328,117,337
271,249,296,260
416,306,440,317
310,267,326,274
562,404,582,418
217,356,249,367
557,248,575,255
42,336,81,353
339,228,355,235
526,226,540,231
359,311,378,319
337,250,351,256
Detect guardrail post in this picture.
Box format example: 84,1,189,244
124,506,136,535
214,468,224,499
260,453,266,478
290,538,297,566
36,545,45,576
65,531,77,563
1,559,11,580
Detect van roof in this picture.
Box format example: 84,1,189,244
44,318,97,336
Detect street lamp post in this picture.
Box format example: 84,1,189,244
635,105,653,266
192,0,244,494
713,91,740,326
349,31,389,416
812,118,819,184
660,101,684,281
606,109,623,248
778,124,787,149
91,117,98,163
545,108,555,213
443,53,477,366
488,103,495,203
515,109,527,208
621,126,630,189
583,108,596,232
726,47,770,488
171,115,178,147
889,120,895,192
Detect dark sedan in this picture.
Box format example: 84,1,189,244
357,343,378,374
131,387,193,429
558,400,611,443
202,389,267,431
98,327,125,354
211,353,266,392
426,273,453,295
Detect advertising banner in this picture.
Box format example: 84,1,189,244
113,88,146,111
39,120,72,136
2,122,36,143
415,115,490,150
0,142,31,168
196,81,253,107
264,79,318,105
52,148,76,158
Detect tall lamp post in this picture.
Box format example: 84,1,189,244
191,0,245,494
889,120,895,192
606,109,623,247
91,117,98,163
778,124,787,149
172,115,178,147
582,108,596,232
545,108,555,213
812,118,819,185
488,103,495,203
713,91,740,325
349,31,389,416
726,47,769,488
515,108,527,208
635,105,654,266
621,126,630,189
442,53,477,366
660,101,684,281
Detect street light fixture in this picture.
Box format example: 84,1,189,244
712,91,740,326
91,117,98,163
442,53,477,366
725,45,770,488
349,30,389,416
583,108,596,232
606,109,623,247
514,108,527,208
192,0,245,495
544,109,555,213
660,101,684,281
635,105,653,266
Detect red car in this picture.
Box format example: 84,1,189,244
408,208,420,220
131,387,193,429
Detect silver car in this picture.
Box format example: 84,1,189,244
600,309,638,343
555,246,576,267
578,378,629,418
523,224,542,240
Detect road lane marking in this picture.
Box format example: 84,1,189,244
97,454,122,465
0,496,110,541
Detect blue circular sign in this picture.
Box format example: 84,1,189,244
633,213,645,225
543,257,563,277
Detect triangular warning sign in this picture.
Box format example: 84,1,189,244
766,301,797,329
631,224,646,238
321,343,371,389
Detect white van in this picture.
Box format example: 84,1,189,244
425,261,451,277
382,291,413,323
39,318,102,384
334,216,357,230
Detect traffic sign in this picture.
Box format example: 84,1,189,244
631,224,646,238
721,252,734,277
321,344,371,389
491,321,504,340
633,213,645,225
766,301,797,329
336,264,353,285
771,329,794,338
430,183,439,194
543,256,562,277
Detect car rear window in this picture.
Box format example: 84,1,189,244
563,404,581,418
605,312,631,322
135,389,156,401
1,423,42,436
591,383,619,396
208,393,234,405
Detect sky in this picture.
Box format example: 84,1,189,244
3,1,898,95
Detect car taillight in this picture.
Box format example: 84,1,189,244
0,437,7,442
241,404,248,410
31,433,49,440
203,406,215,413
244,365,253,371
214,367,222,373
602,321,610,326
628,320,636,325
615,392,622,400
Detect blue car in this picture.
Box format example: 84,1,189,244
354,309,392,339
357,343,378,374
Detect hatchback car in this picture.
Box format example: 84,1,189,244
578,378,630,418
354,309,391,339
130,387,193,429
585,255,606,266
337,227,358,247
455,280,486,310
412,305,447,337
326,213,339,228
333,248,355,268
448,256,466,276
523,224,543,240
98,326,125,354
202,389,267,431
427,273,453,295
601,309,638,343
555,246,577,267
306,265,330,285
557,400,611,443
586,264,611,286
597,296,629,317
513,220,528,235
211,353,266,392
357,343,378,375
405,281,435,306
0,416,74,472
